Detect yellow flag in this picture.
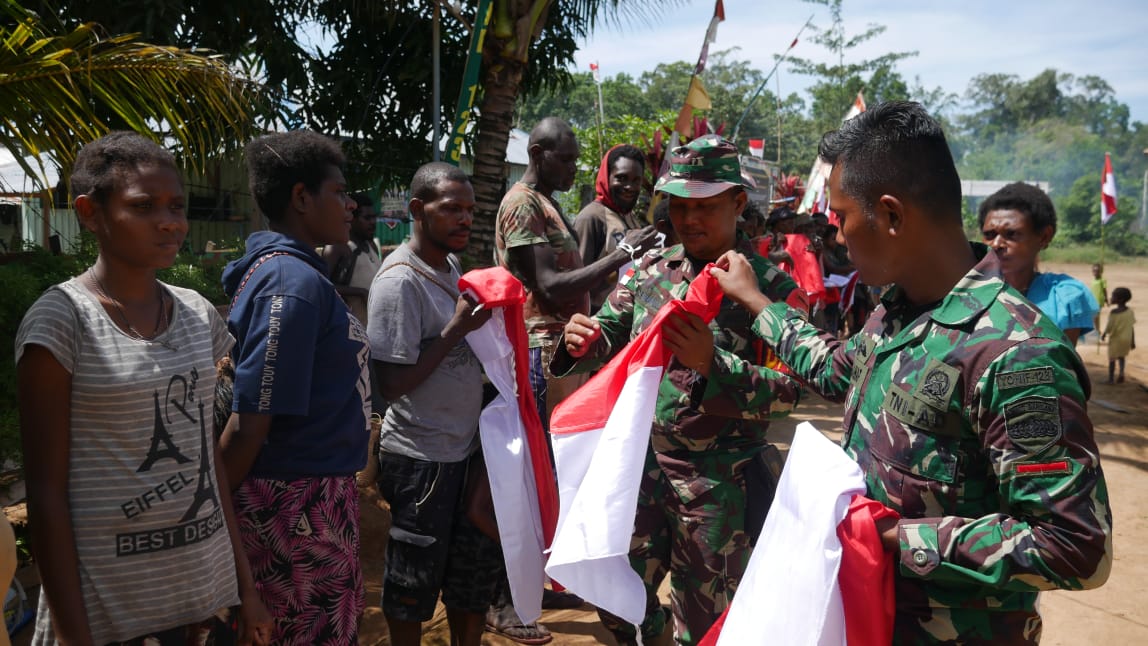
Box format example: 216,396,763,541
685,76,712,111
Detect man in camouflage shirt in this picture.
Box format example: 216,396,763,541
553,135,806,645
712,101,1111,644
492,117,658,639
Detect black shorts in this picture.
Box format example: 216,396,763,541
376,450,501,622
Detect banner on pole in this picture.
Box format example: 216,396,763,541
445,0,494,165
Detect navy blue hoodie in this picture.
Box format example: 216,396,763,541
223,231,370,478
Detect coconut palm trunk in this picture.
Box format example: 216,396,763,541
467,0,553,266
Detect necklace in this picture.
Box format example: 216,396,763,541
88,271,179,351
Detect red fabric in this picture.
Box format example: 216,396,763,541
551,266,725,435
784,233,825,305
457,267,558,547
594,144,625,214
836,495,898,646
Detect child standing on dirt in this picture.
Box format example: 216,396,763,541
1102,287,1135,384
1091,263,1108,338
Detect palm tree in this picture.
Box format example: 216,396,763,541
0,0,262,189
466,0,686,264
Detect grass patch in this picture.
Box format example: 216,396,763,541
1041,243,1148,267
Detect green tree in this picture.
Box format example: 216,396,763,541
0,0,261,186
787,0,916,134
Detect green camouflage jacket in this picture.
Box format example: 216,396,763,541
554,238,803,462
750,243,1112,643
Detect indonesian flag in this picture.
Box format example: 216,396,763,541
459,267,559,625
1102,152,1118,224
748,138,765,159
799,92,866,214
546,269,725,625
699,423,897,646
590,61,601,84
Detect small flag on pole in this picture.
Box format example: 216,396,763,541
748,139,765,159
590,62,601,84
1102,152,1118,225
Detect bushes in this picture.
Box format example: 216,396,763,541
0,235,240,469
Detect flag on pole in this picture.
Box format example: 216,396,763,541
748,139,765,159
698,423,897,646
590,61,601,84
798,92,866,213
545,270,725,625
1102,152,1118,225
667,0,726,145
459,267,559,625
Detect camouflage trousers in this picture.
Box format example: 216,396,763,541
599,450,755,646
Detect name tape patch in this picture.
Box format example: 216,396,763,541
996,367,1055,391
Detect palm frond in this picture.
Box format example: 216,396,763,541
0,0,264,190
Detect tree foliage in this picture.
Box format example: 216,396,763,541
0,0,263,188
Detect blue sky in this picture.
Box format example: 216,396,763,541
572,0,1148,124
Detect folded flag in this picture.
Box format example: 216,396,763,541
698,422,896,646
546,268,725,625
459,267,559,625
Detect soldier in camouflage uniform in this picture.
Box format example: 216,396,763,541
552,135,806,645
712,101,1112,644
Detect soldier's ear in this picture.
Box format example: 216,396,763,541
878,193,905,236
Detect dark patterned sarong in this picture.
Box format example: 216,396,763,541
233,475,363,645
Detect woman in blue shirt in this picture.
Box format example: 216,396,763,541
979,182,1099,345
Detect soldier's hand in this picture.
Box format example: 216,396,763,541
664,312,714,377
445,294,492,338
710,251,773,316
620,226,661,258
564,313,602,359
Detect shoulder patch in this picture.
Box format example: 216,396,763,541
1004,396,1062,454
996,367,1056,391
913,359,960,410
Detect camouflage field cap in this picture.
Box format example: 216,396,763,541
654,134,745,199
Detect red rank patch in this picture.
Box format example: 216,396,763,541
1016,461,1070,476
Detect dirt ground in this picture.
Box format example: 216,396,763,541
6,263,1145,645
359,261,1148,645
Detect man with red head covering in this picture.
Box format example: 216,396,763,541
574,144,652,311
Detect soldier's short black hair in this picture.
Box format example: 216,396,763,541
70,131,178,206
410,161,470,202
606,144,645,173
818,101,961,224
245,130,345,222
977,182,1057,234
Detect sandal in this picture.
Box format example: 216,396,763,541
485,620,553,645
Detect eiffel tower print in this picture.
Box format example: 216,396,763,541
138,391,193,472
181,402,219,522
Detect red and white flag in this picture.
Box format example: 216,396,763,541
590,61,601,84
460,267,559,625
799,92,866,214
699,423,897,646
546,269,725,625
1102,152,1118,225
748,138,765,159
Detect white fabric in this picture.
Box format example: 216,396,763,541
1102,153,1118,224
715,423,866,646
546,366,663,625
465,314,546,624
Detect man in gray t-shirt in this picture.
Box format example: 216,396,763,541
366,162,500,646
